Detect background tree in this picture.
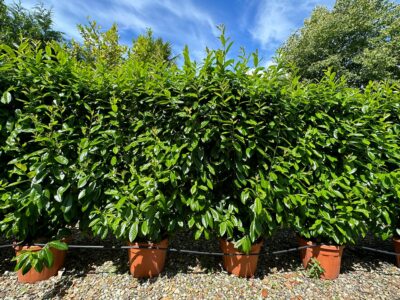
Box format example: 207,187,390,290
0,0,63,45
129,29,176,65
70,20,127,68
280,0,400,86
71,23,174,68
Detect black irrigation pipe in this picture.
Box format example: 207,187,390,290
3,243,319,257
1,243,399,257
358,246,400,256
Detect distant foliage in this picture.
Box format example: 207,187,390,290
70,23,174,68
130,29,176,65
0,0,63,45
70,20,127,67
280,0,400,87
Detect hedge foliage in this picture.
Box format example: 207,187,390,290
0,33,399,258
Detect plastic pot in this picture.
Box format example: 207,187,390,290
14,245,67,283
394,237,400,267
127,238,168,278
219,239,263,278
298,237,344,280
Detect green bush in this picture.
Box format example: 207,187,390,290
275,73,400,244
87,60,187,242
174,38,287,252
0,42,85,243
0,27,399,272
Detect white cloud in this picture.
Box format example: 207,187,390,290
6,0,218,61
248,0,335,49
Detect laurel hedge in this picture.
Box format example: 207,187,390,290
0,34,399,272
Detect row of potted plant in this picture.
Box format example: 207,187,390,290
0,32,399,283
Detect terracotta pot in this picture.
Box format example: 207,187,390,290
394,237,400,267
219,239,263,278
127,238,168,278
298,237,344,280
14,245,67,284
297,236,315,268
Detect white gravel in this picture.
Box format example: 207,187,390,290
1,231,399,299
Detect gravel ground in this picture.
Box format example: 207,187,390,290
1,230,399,300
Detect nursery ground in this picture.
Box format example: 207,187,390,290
0,230,399,300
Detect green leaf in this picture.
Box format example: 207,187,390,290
15,163,27,172
241,236,252,254
207,164,216,175
79,150,88,162
63,194,73,213
188,217,195,228
190,182,197,195
1,91,12,104
194,229,203,240
382,210,391,225
78,177,88,189
54,184,70,202
254,198,262,215
129,221,139,242
141,220,149,236
367,151,376,160
219,222,227,237
241,190,250,204
332,190,344,199
42,247,54,268
48,240,68,251
55,155,69,165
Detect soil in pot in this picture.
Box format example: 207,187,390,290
219,239,263,278
127,238,168,278
394,237,400,267
14,245,67,284
298,237,344,280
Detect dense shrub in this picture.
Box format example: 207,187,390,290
273,74,400,244
0,30,399,274
0,42,86,242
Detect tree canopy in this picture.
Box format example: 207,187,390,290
280,0,400,86
130,29,176,65
0,0,63,45
70,23,175,67
70,20,127,68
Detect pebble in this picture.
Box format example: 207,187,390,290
0,230,399,299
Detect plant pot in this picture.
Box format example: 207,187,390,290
219,239,263,278
297,236,315,268
394,237,400,267
14,245,67,283
127,238,168,278
298,237,344,280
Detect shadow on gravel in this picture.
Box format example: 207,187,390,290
0,242,15,274
259,230,304,277
158,229,304,280
341,236,399,275
63,234,129,277
41,275,75,299
162,231,222,277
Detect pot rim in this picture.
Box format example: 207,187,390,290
220,238,264,255
13,236,71,252
297,235,345,248
14,245,43,252
127,237,169,247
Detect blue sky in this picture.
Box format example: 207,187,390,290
5,0,345,64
